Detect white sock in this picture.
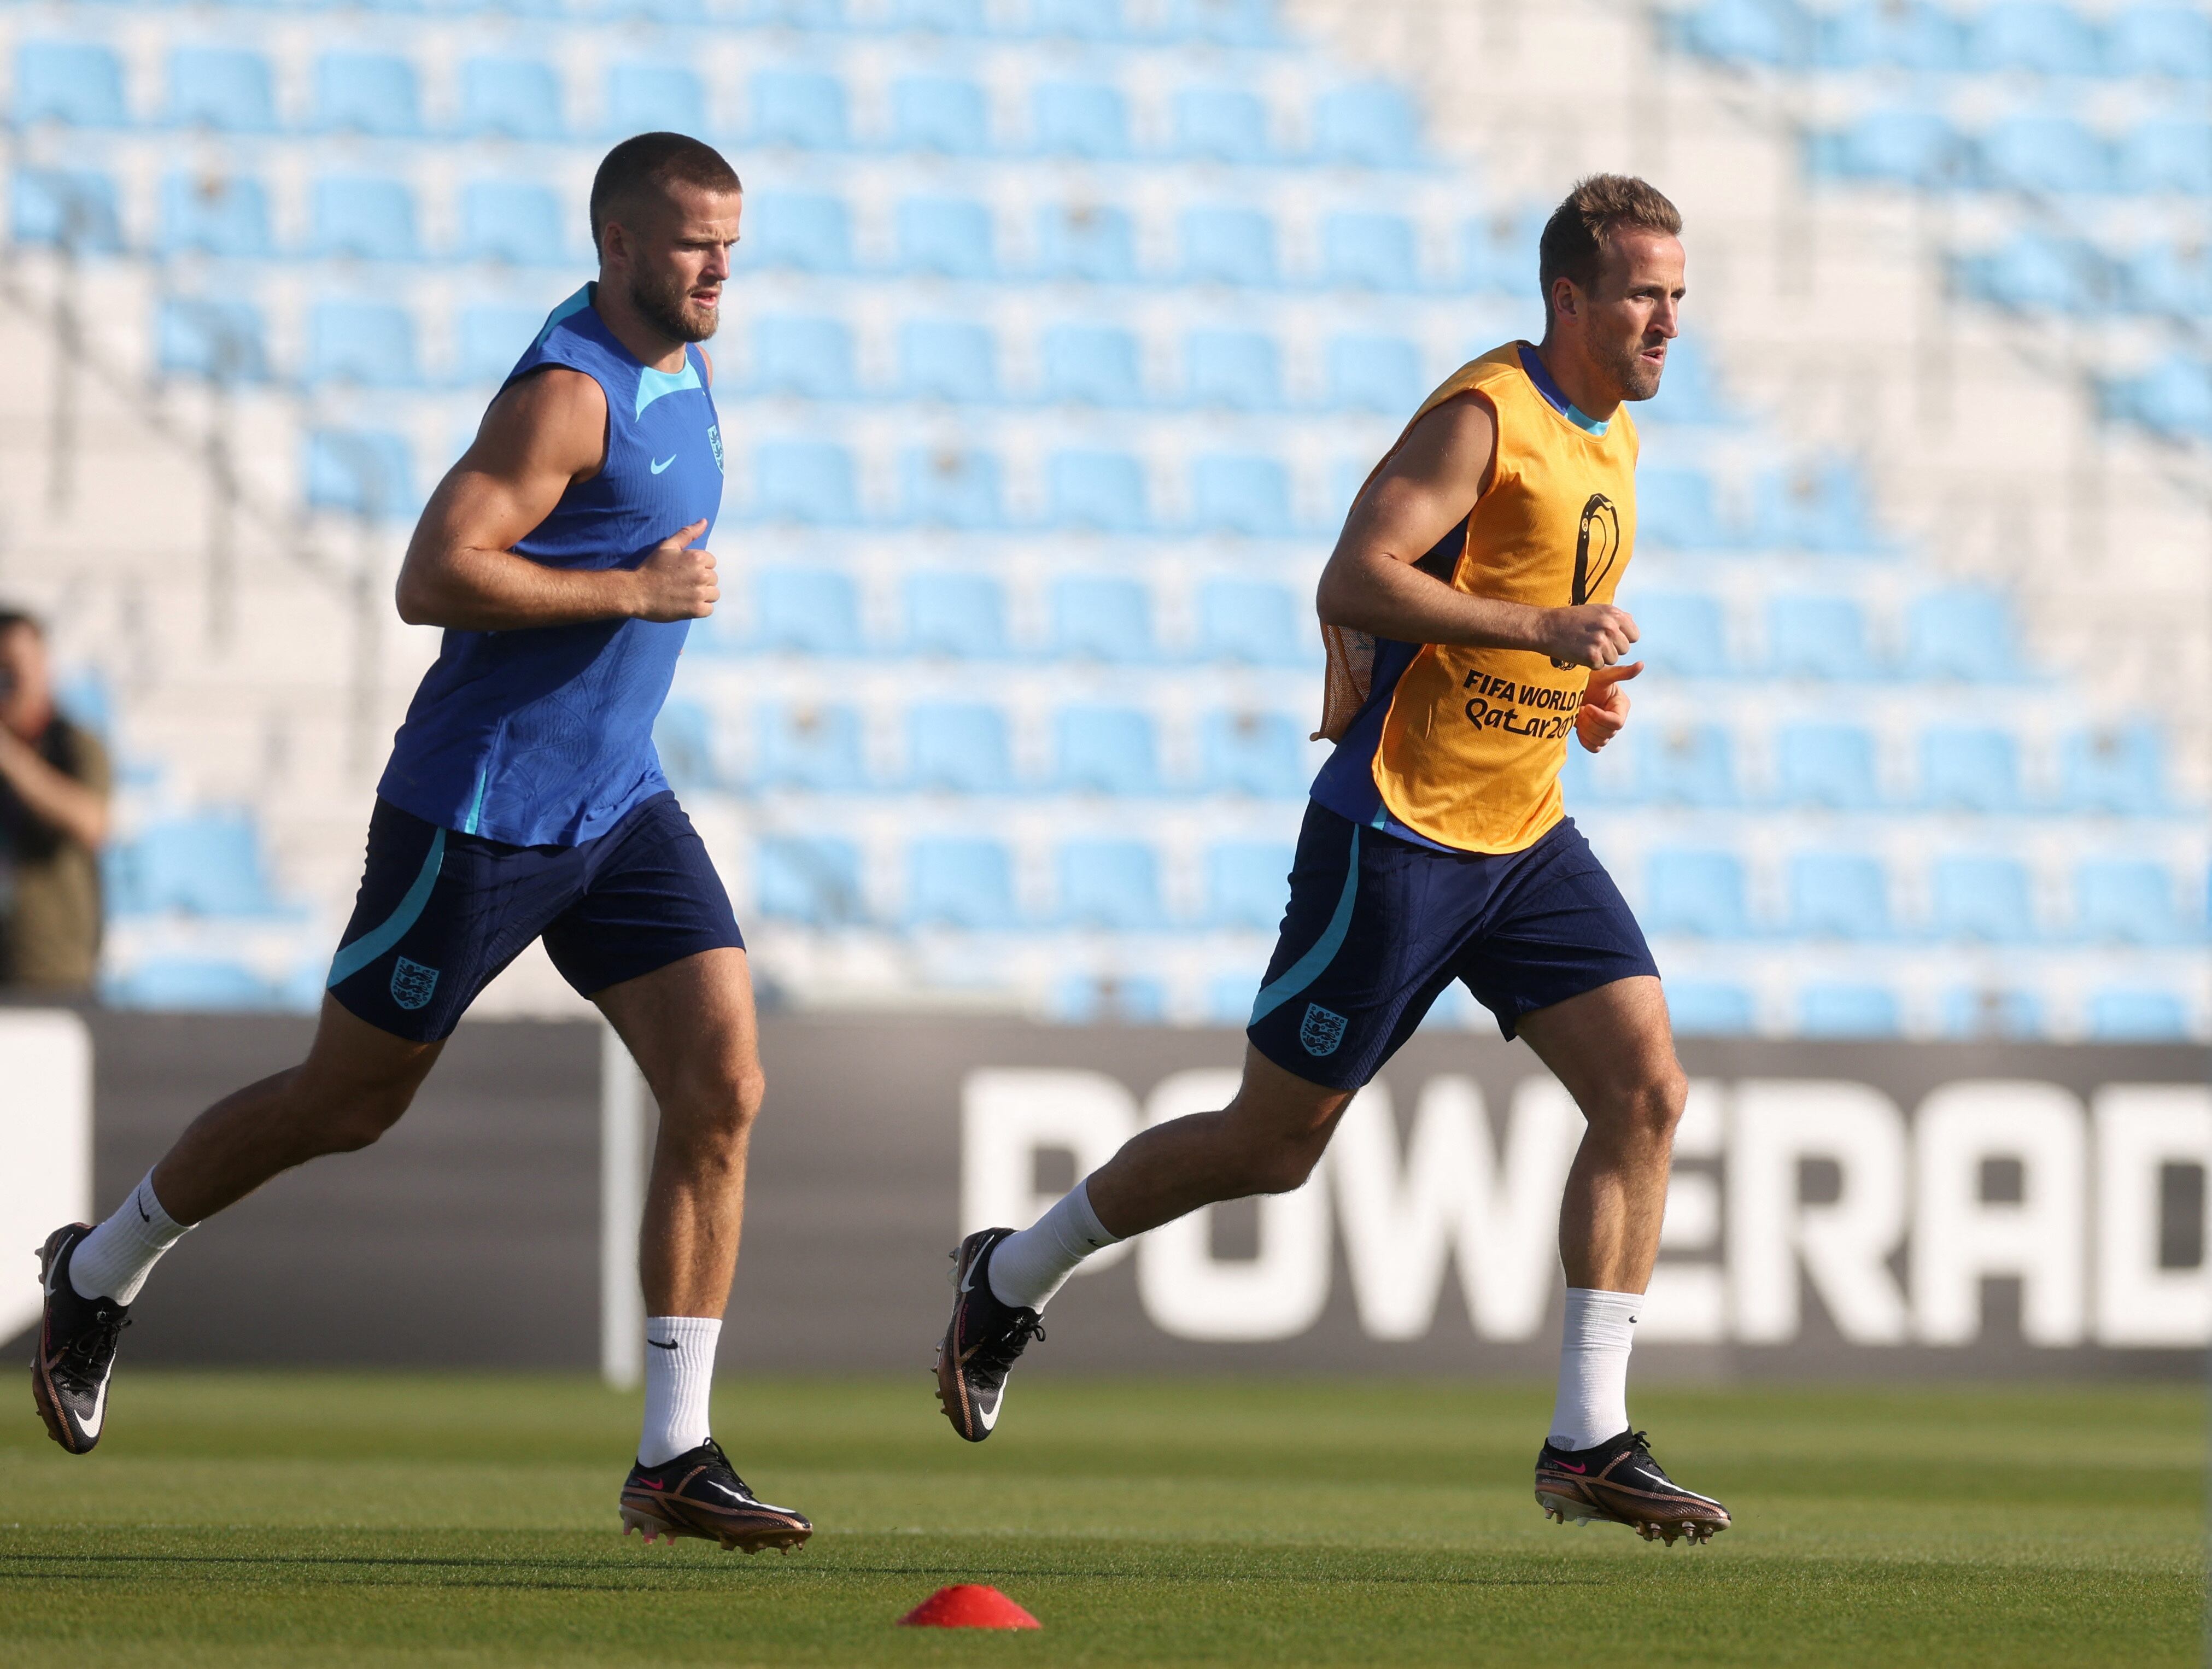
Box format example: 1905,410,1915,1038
1548,1287,1642,1451
638,1316,721,1467
986,1179,1121,1311
70,1170,193,1304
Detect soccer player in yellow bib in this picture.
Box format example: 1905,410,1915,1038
937,177,1728,1545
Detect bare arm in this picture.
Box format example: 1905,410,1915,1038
1314,396,1638,669
0,729,108,847
394,368,719,631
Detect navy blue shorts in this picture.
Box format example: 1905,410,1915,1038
1245,803,1659,1091
326,791,744,1043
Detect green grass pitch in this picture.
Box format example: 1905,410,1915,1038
0,1372,2200,1667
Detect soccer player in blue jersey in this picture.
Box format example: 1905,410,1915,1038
31,133,810,1554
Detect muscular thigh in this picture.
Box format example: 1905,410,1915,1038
1514,975,1677,1111
595,947,760,1114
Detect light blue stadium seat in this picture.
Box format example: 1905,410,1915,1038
1752,459,1887,553
751,70,848,150
1182,207,1278,286
1641,335,1730,424
1636,466,1733,549
1969,3,2102,75
903,447,1005,529
460,56,564,141
1903,589,2018,682
1174,86,1272,164
1032,80,1130,159
15,42,128,127
753,441,861,525
305,429,413,518
103,959,278,1013
1326,333,1423,414
653,700,718,792
899,0,987,31
1048,450,1151,533
2109,5,2212,78
1197,578,1305,666
904,571,1008,659
1958,232,2105,314
1051,575,1154,661
1186,330,1280,411
107,811,280,916
1636,724,1736,807
1057,706,1161,794
899,319,995,402
894,75,990,154
11,168,124,253
2059,725,2166,815
2088,988,2190,1040
1766,594,1874,680
752,564,863,651
1200,710,1307,797
752,0,850,26
1043,324,1144,406
1193,455,1294,538
1036,203,1138,282
1665,980,1756,1036
756,835,865,926
1789,851,1891,940
1033,0,1135,40
1208,971,1262,1023
1460,204,1544,291
899,196,996,279
1979,116,2111,196
169,47,277,132
316,52,422,137
1322,211,1420,292
1060,840,1167,929
1207,840,1296,929
2076,859,2178,944
1776,722,1880,809
606,63,706,140
1919,725,2022,812
312,176,419,261
460,181,566,266
159,173,270,259
748,192,853,273
2116,119,2212,196
1628,590,1728,676
1932,855,2034,944
1678,0,1804,63
753,703,867,792
157,297,268,383
2124,244,2211,319
1807,109,1967,188
909,837,1018,928
1164,0,1280,46
454,304,537,384
1940,987,2044,1040
2105,356,2212,443
1313,84,1419,168
908,702,1012,792
1816,1,1968,71
1052,974,1168,1024
306,301,419,387
1645,849,1748,938
757,316,856,399
1798,983,1901,1038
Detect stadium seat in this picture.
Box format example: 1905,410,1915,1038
1035,203,1138,283
102,959,279,1013
751,70,849,150
1197,578,1306,666
894,75,990,155
1193,455,1294,538
459,181,566,266
1765,594,1875,681
899,319,997,402
898,196,997,279
1636,724,1737,807
1940,987,2044,1040
1752,459,1887,553
757,316,857,400
453,304,537,384
908,837,1019,928
753,441,861,525
304,429,413,518
903,447,1005,530
1051,576,1154,662
1043,325,1144,406
1978,116,2111,196
1181,207,1278,286
2116,119,2212,196
1798,983,1901,1038
315,52,422,137
899,0,988,33
1903,589,2018,682
1060,841,1168,929
106,811,282,916
14,42,128,127
1322,211,1420,292
751,565,863,652
2075,859,2178,944
1208,970,1262,1023
1665,980,1756,1036
2108,5,2212,78
652,701,718,792
605,63,707,141
1644,849,1749,938
1460,204,1545,291
756,834,866,926
1033,0,1136,40
1958,232,2108,315
2087,988,2190,1041
1776,722,1881,809
1052,974,1168,1023
1918,725,2023,812
1199,710,1308,798
1057,706,1161,794
311,176,419,262
306,301,420,388
1789,851,1890,940
168,47,277,132
1164,0,1280,46
1806,109,1967,188
157,297,268,384
904,570,1009,659
11,167,123,253
1678,0,1804,65
1815,2,1969,72
2123,243,2212,320
1326,333,1424,413
907,702,1013,792
158,173,270,259
1627,591,1728,677
459,57,564,142
2105,356,2212,443
753,703,868,792
1932,855,2035,944
1968,2,2101,75
1640,335,1730,424
1207,840,1296,930
1313,84,1420,168
747,192,855,273
2058,725,2166,815
1636,466,1734,549
1186,330,1281,410
1031,80,1131,159
1048,450,1152,533
1174,86,1273,165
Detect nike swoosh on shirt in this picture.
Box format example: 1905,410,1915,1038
651,455,677,474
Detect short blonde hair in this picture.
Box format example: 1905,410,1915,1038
1538,174,1682,322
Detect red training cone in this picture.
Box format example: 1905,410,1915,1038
897,1585,1041,1630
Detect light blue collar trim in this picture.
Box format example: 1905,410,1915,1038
636,352,702,418
532,285,592,352
1518,342,1610,436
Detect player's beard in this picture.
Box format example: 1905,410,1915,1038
629,267,719,344
1606,333,1665,402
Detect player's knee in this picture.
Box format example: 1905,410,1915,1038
312,1081,417,1154
1614,1059,1687,1145
663,1060,763,1152
1244,1132,1326,1196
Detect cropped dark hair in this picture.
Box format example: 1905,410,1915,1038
0,607,42,639
589,133,743,254
1538,174,1682,323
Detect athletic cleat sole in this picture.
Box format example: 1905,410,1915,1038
1536,1489,1723,1547
619,1502,811,1554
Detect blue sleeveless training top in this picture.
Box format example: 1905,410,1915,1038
378,285,724,847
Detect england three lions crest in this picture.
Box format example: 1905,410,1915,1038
1300,1004,1348,1057
390,957,440,1011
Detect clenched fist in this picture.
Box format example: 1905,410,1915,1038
1575,661,1642,753
1542,603,1639,669
631,520,718,622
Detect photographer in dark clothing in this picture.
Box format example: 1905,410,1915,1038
0,610,111,993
